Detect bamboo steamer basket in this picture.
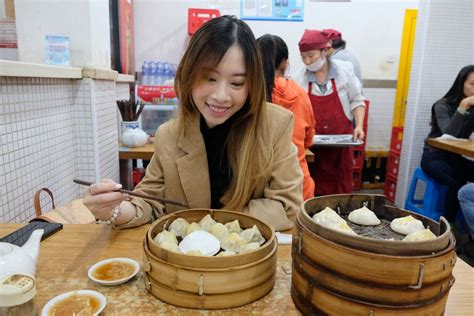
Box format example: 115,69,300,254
291,194,456,315
143,209,277,309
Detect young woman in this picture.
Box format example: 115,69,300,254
83,16,303,231
421,65,474,222
257,34,315,200
294,29,365,195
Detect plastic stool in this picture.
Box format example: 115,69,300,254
404,168,448,220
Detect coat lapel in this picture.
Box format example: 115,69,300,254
175,116,211,208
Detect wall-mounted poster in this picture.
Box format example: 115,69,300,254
44,36,71,66
240,0,304,22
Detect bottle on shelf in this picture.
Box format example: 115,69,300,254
141,61,150,86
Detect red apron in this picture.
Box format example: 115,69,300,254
308,79,353,195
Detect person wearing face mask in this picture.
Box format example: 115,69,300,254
323,28,362,83
294,29,365,195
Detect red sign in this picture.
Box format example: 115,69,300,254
118,0,135,74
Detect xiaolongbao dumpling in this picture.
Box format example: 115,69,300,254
221,233,247,253
312,207,345,228
199,214,217,232
168,218,190,237
240,242,260,253
186,249,204,256
216,250,236,257
208,223,229,243
348,206,381,226
154,230,178,245
390,215,425,235
160,241,181,253
403,228,437,241
184,222,202,237
240,225,265,245
225,220,242,234
329,221,358,236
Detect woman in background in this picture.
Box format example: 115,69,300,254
82,16,303,232
295,29,365,195
257,34,316,200
421,65,474,222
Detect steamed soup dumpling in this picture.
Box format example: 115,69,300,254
184,222,202,237
221,233,247,253
186,249,204,256
154,230,178,245
199,214,217,232
240,225,265,245
390,215,425,235
312,207,345,228
216,250,236,257
240,242,260,253
348,206,381,226
168,218,190,237
225,220,242,234
403,228,437,241
330,221,358,236
160,241,181,253
208,223,230,243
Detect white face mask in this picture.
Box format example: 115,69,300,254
306,56,326,72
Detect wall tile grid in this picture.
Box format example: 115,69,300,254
0,77,78,222
395,0,474,207
1,77,122,223
93,80,120,182
363,88,396,152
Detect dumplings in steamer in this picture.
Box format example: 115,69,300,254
240,225,265,245
221,233,247,253
390,215,425,235
312,207,345,228
403,228,437,241
348,206,381,226
209,223,230,243
168,218,190,237
154,230,178,245
199,214,217,232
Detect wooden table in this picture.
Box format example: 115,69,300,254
119,143,315,189
1,224,473,315
427,138,474,158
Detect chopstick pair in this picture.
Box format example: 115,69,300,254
73,179,189,208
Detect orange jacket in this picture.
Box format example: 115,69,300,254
272,77,316,200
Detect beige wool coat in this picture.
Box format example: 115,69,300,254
117,102,303,231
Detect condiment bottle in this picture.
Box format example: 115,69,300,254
0,274,37,316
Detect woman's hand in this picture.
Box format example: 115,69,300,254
353,126,365,141
83,179,129,221
459,95,474,110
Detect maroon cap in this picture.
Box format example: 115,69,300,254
322,28,342,41
298,29,330,53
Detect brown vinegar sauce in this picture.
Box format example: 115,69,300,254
48,293,99,316
92,261,135,281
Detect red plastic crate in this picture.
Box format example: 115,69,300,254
353,167,363,190
353,149,365,169
133,168,145,187
384,174,398,202
188,8,221,35
390,126,404,154
386,150,401,178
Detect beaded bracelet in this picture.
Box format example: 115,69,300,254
96,206,121,225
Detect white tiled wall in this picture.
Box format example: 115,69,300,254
0,76,123,223
363,88,396,152
395,0,474,207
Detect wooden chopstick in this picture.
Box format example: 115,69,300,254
73,179,189,208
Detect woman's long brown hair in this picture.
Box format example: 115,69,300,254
174,15,273,210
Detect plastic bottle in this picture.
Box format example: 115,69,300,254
163,62,173,86
141,61,150,85
156,62,164,86
149,61,157,86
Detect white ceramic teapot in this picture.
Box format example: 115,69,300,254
0,230,43,279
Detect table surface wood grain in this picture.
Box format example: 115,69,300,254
427,138,474,158
1,224,472,315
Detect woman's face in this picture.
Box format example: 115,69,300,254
463,72,474,97
300,49,325,65
192,44,249,128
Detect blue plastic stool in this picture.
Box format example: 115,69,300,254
404,168,448,221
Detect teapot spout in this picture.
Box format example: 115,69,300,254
22,229,44,265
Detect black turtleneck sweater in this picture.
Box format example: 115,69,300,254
200,116,232,209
